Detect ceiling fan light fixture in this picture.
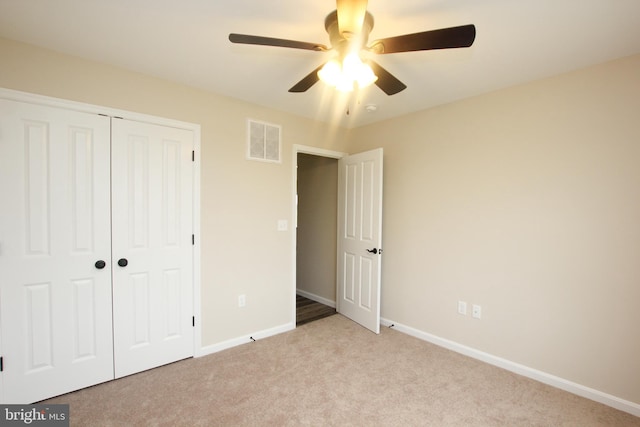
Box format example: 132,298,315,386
318,59,341,84
230,3,476,97
318,53,377,92
351,58,377,88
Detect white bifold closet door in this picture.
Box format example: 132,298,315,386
0,99,114,403
111,118,194,379
0,99,194,403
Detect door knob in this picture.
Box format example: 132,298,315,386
366,248,378,254
94,260,106,269
117,258,128,267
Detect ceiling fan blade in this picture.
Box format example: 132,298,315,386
368,60,407,95
369,24,476,54
336,0,368,37
289,64,325,93
229,33,328,51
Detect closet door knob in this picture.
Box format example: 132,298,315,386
117,258,128,267
95,260,106,269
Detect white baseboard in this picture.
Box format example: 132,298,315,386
296,289,336,308
196,322,295,357
380,317,640,418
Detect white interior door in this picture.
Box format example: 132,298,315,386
111,118,194,378
0,99,114,403
337,148,383,334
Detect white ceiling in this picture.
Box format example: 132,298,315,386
1,0,640,128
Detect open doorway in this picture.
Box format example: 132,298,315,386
295,151,340,326
293,146,384,332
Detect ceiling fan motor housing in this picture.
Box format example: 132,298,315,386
324,10,374,55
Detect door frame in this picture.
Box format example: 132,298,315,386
0,88,203,356
291,145,346,325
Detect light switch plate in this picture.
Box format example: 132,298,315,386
458,301,467,315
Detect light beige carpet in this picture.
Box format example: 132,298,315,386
43,315,639,426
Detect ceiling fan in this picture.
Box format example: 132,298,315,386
229,0,476,95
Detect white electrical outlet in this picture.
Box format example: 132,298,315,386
472,304,481,319
457,301,467,315
238,294,246,308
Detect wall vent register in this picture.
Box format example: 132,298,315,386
248,119,281,163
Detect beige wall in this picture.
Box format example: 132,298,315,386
0,37,348,347
296,153,338,302
2,35,639,407
347,54,640,405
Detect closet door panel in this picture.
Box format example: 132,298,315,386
111,118,193,378
0,99,113,403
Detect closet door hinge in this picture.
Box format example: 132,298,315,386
192,234,195,245
1,356,4,372
192,150,195,162
192,316,195,327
